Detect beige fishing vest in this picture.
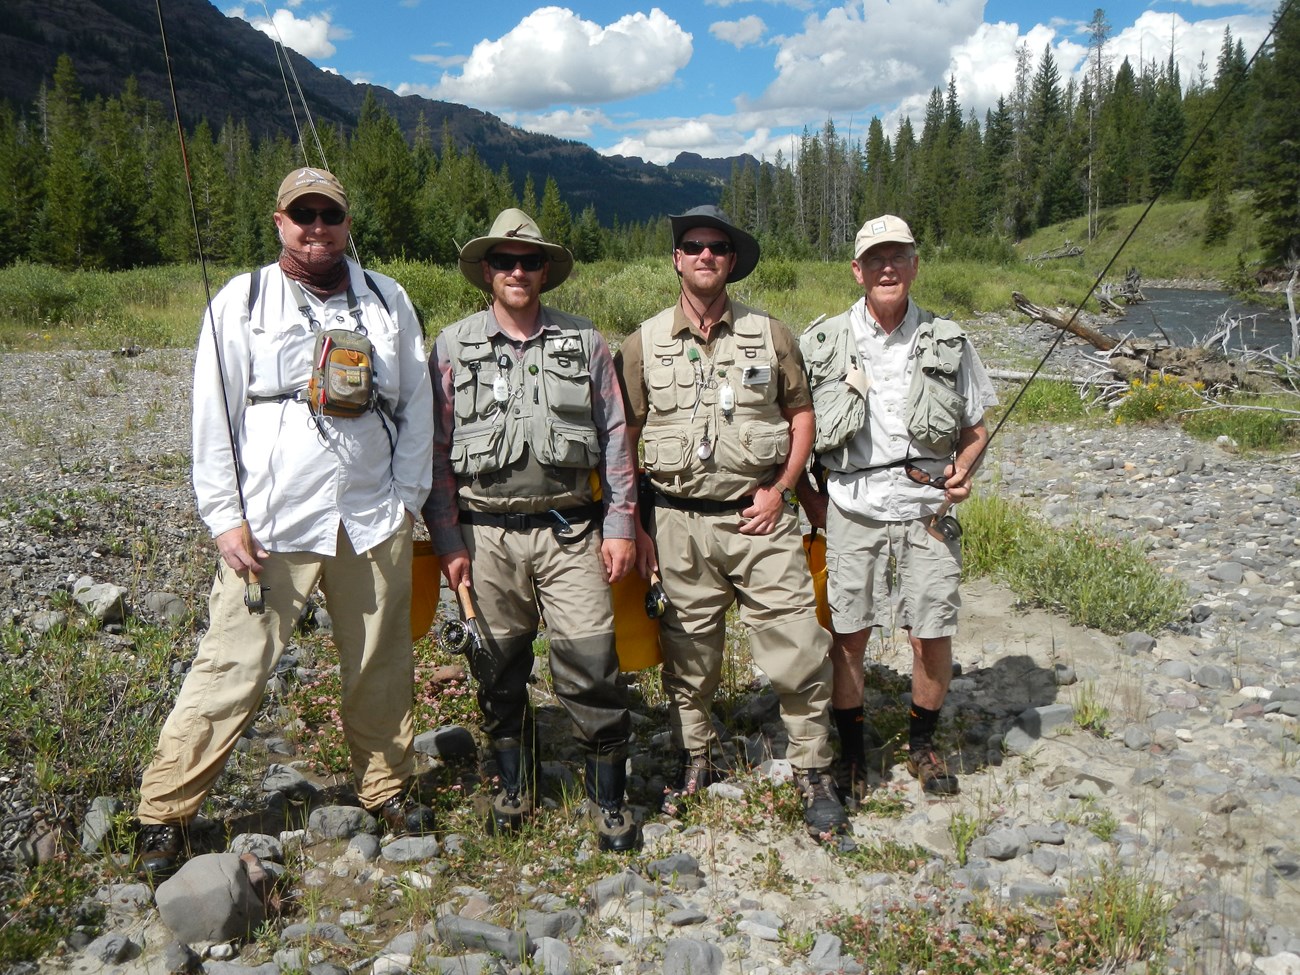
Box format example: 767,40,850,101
443,308,601,505
801,304,966,472
639,302,790,501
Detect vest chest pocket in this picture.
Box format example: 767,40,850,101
450,417,506,476
732,357,777,407
646,362,696,413
542,354,593,415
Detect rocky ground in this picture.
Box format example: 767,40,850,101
1,320,1299,975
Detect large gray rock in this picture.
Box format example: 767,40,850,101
434,915,531,964
309,805,374,839
72,576,127,623
155,853,266,945
662,939,724,975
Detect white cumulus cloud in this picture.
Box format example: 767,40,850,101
741,0,986,113
226,5,347,60
501,107,613,141
711,16,767,48
402,7,692,110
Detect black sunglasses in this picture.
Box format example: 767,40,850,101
905,463,949,490
485,253,547,272
283,206,348,226
678,239,735,256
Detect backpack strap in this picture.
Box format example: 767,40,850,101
246,267,392,318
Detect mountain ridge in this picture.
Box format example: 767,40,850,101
0,0,767,224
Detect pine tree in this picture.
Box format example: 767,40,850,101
538,176,572,249
346,92,418,259
1252,1,1300,263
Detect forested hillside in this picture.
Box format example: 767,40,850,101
0,3,1296,274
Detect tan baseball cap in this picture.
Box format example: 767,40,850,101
277,167,349,210
854,214,915,258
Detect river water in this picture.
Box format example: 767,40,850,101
1107,288,1295,355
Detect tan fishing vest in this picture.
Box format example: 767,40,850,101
801,304,965,472
639,302,790,501
443,308,601,506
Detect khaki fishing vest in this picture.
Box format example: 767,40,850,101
800,304,966,472
639,302,790,501
443,308,601,503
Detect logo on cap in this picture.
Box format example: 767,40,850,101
870,220,888,235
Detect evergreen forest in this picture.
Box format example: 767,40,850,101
1,3,1297,274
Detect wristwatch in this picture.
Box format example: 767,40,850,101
779,485,798,509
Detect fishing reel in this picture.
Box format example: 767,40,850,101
439,618,471,654
644,579,669,619
930,513,962,543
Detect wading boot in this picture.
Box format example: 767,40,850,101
661,749,717,815
585,752,640,853
488,737,538,835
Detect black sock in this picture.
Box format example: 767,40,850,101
832,706,866,764
909,703,941,753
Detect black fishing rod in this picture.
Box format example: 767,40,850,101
155,0,265,613
931,0,1298,538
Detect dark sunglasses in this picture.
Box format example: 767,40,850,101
905,462,949,490
678,239,735,256
283,206,348,226
485,253,547,272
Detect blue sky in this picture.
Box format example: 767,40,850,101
224,0,1275,165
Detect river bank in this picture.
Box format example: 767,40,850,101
1,324,1298,975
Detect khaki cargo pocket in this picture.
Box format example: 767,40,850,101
738,418,791,467
536,417,600,469
642,429,691,473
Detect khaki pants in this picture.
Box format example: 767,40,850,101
462,523,628,751
653,505,834,770
138,525,416,824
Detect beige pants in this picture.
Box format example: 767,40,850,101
654,505,834,770
138,525,416,824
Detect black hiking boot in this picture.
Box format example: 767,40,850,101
370,790,437,837
793,768,850,840
661,749,717,815
136,822,187,879
488,736,539,834
585,752,640,853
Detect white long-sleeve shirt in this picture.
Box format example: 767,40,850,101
192,259,434,556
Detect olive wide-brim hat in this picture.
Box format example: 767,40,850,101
668,205,760,283
457,208,574,293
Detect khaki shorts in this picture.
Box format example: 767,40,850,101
825,504,961,640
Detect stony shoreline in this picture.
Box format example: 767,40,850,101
1,328,1298,975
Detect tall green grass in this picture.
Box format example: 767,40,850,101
961,492,1187,633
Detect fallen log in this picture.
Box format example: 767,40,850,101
1012,291,1119,351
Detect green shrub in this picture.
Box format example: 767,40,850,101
995,379,1093,424
1181,393,1300,450
1114,375,1204,424
752,259,798,292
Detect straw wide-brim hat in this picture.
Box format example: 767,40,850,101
668,205,760,283
458,208,574,293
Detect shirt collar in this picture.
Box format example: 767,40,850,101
853,296,916,341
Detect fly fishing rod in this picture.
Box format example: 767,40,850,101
925,0,1297,540
155,0,265,612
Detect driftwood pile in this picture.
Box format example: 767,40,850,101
1011,291,1258,393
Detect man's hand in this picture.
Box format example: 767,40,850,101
216,524,267,574
942,463,974,504
740,484,786,536
602,537,635,584
633,523,658,579
443,550,472,591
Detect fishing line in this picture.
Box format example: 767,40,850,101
975,0,1296,462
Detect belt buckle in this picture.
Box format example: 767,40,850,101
502,512,529,531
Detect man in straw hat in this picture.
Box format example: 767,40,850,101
614,205,849,842
134,167,435,876
422,208,639,851
798,214,996,800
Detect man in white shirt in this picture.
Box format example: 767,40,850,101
134,167,435,875
799,214,997,800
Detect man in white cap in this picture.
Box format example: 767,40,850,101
423,208,639,852
615,205,849,842
799,214,997,800
135,167,435,875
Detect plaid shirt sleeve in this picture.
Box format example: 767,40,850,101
420,334,466,556
590,333,637,540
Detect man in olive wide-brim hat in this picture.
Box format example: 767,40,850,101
613,204,850,843
422,208,640,852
